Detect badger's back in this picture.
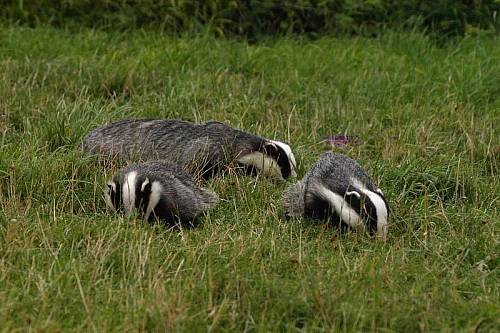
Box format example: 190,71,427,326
305,152,378,193
83,119,265,175
83,119,212,159
135,161,219,221
84,120,223,177
84,118,297,180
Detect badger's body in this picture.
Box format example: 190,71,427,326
83,119,296,180
282,152,389,240
105,161,218,225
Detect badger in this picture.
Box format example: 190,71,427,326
82,119,297,180
282,152,389,240
104,161,219,225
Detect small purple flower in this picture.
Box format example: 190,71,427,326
321,135,362,147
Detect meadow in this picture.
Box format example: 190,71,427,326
0,26,498,331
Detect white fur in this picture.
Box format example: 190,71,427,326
345,190,361,199
237,152,283,179
122,171,138,216
362,190,388,240
270,140,297,177
141,178,150,191
104,180,117,212
144,181,162,220
351,178,388,240
314,184,364,230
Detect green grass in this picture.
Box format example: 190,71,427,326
0,26,499,331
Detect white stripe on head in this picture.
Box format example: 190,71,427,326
350,178,388,240
144,181,162,221
141,178,150,191
345,190,361,198
314,184,364,230
122,171,138,217
363,190,388,241
104,180,117,212
237,152,283,179
270,140,297,177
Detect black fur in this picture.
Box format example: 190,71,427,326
109,182,122,212
263,143,292,179
137,181,152,214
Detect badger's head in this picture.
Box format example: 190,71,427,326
312,179,389,240
104,179,122,213
236,139,297,179
345,186,389,240
104,171,162,221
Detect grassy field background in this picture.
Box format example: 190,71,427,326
0,26,499,331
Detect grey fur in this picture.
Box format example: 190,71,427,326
82,119,296,179
282,152,389,238
105,160,218,225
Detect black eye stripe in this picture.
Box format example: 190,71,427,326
138,181,153,212
263,143,291,178
111,182,122,211
361,196,378,233
343,191,379,234
344,191,362,213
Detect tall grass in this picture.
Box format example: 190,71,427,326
0,26,498,331
1,0,498,37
